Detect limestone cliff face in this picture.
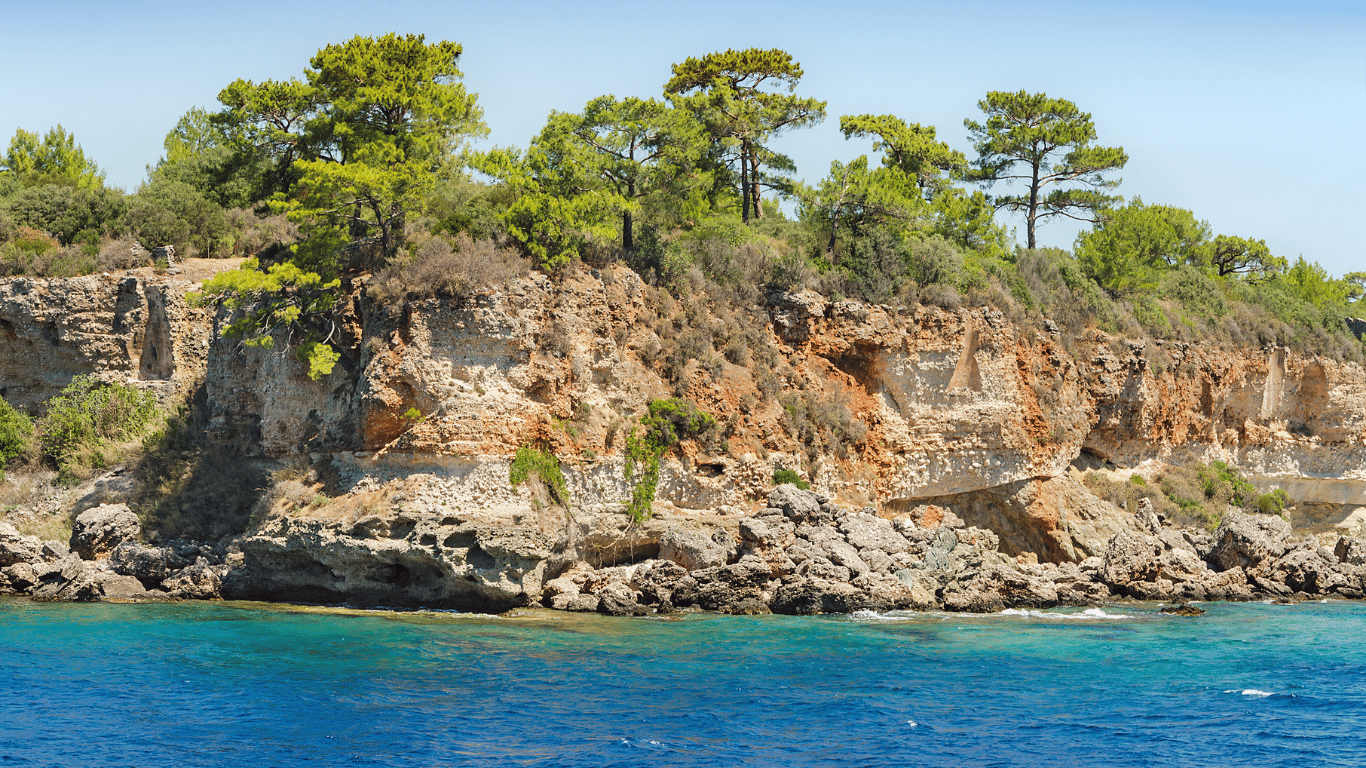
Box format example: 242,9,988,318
186,265,1366,568
1081,335,1366,507
4,266,1364,575
0,274,212,411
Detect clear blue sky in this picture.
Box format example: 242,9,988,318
3,0,1361,277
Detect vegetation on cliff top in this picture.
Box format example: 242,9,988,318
2,36,1363,377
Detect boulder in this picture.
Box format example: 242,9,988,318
1160,603,1205,616
1207,512,1290,572
819,537,870,576
2,562,42,593
738,514,796,550
43,560,138,599
1335,537,1366,566
1267,544,1342,596
93,571,150,601
596,581,649,616
70,504,141,560
771,578,884,615
1136,498,1162,534
632,560,687,608
1100,532,1163,590
161,560,222,600
942,567,1059,613
768,485,824,523
551,593,600,612
659,527,735,571
109,542,191,587
0,523,44,567
670,555,773,612
838,511,912,554
859,548,894,574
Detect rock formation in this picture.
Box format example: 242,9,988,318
2,265,1365,613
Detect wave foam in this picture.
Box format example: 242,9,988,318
848,609,918,622
999,607,1131,621
1225,689,1274,698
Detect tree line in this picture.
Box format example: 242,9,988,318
2,34,1362,378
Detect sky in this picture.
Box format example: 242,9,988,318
2,0,1362,277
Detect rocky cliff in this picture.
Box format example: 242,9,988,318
2,264,1364,612
0,273,212,411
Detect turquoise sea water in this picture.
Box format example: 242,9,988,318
3,598,1366,767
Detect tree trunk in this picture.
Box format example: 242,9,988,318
750,151,764,220
623,179,635,251
740,141,751,223
1026,160,1040,250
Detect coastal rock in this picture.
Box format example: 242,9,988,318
1265,543,1346,596
230,512,555,611
768,485,823,523
838,510,912,554
1207,512,1291,572
162,560,222,600
0,523,45,567
633,560,688,608
95,571,151,601
770,578,868,615
1334,537,1366,567
942,567,1059,613
596,581,649,616
109,541,191,587
738,514,796,550
70,504,141,561
659,527,735,572
26,555,145,602
670,555,773,612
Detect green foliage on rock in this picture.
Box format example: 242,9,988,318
0,398,35,465
1256,488,1289,515
198,33,486,375
2,183,125,246
38,375,157,481
1076,197,1209,296
219,32,485,266
192,257,343,379
509,444,569,508
772,467,809,490
623,399,718,522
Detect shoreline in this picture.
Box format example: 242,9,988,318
5,485,1361,616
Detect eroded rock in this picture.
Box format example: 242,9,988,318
70,504,141,561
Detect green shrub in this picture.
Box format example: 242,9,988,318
509,444,569,508
37,375,157,478
772,468,809,490
0,398,34,465
623,399,718,522
1199,460,1256,508
1256,488,1289,515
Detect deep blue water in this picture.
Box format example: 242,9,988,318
4,599,1366,767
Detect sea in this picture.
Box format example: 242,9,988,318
3,598,1365,767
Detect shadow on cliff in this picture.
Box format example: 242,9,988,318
132,382,270,542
